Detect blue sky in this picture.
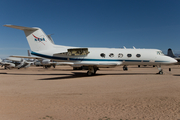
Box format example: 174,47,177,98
0,0,180,58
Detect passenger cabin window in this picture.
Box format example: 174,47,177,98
118,53,123,58
109,53,114,58
157,51,164,55
136,54,141,58
100,53,105,58
127,54,132,57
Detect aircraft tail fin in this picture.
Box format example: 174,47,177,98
4,25,54,52
167,48,175,58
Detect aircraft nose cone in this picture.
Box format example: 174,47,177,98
171,58,178,64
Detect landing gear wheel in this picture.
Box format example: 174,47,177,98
157,65,163,75
94,70,97,74
159,71,163,74
87,71,93,76
123,65,128,71
87,66,99,76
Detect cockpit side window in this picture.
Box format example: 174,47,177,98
157,51,164,55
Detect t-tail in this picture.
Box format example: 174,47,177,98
167,48,175,58
4,25,55,52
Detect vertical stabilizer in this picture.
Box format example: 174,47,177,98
167,48,175,57
4,25,54,52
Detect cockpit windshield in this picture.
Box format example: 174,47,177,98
157,51,164,56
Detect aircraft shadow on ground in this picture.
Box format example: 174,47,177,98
6,72,159,80
173,74,180,76
8,73,72,76
0,72,7,74
38,72,156,80
40,69,74,71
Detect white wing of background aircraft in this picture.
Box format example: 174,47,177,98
4,25,177,75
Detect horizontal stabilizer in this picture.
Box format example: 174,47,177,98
4,24,56,52
4,25,38,31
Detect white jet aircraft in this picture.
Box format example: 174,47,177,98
4,25,177,75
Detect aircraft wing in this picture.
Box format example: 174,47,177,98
74,62,121,66
0,62,15,66
55,62,74,65
56,62,122,67
10,55,42,60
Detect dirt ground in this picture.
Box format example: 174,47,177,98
0,65,180,120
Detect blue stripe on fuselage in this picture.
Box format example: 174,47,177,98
31,51,169,63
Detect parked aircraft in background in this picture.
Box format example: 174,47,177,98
10,50,59,69
27,49,57,68
0,57,33,69
4,25,177,75
35,59,57,68
167,48,180,64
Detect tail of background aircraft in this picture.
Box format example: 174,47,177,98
167,48,175,58
4,25,55,52
28,50,31,56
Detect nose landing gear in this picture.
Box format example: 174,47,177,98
157,65,163,74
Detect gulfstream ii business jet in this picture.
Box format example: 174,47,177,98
4,25,177,75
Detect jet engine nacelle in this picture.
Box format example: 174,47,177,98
41,59,51,65
8,63,16,68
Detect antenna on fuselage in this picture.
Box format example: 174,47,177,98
133,46,136,49
123,46,126,49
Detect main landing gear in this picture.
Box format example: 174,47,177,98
123,65,128,71
87,66,98,76
157,65,163,74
